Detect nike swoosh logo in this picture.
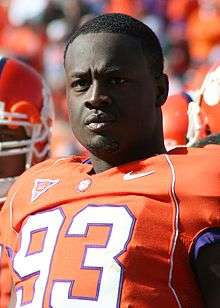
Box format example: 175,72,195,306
123,170,155,181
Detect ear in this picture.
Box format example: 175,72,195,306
156,73,169,107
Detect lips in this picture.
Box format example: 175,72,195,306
84,112,116,131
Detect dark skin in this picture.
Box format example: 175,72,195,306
65,32,219,307
0,125,26,178
65,32,168,173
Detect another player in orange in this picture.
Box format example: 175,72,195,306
185,60,220,147
0,14,220,308
162,92,208,150
163,60,220,150
0,56,54,307
196,60,220,134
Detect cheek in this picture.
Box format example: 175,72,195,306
126,98,156,120
125,102,157,136
67,103,86,142
67,98,80,125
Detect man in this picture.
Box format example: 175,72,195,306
186,59,220,147
0,56,54,307
0,14,219,307
195,60,220,136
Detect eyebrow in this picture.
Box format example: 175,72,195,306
71,65,126,78
98,65,122,74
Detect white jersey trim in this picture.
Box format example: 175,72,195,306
165,154,182,308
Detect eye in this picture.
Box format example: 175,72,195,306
109,77,127,85
71,79,90,91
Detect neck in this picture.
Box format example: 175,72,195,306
90,142,167,174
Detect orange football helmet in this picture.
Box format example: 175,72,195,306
162,90,210,150
0,56,54,202
162,93,190,150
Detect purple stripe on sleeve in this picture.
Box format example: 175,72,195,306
192,228,220,261
82,158,91,164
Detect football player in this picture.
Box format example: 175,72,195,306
187,60,220,146
196,60,220,134
0,56,53,307
162,92,210,150
163,61,220,149
0,14,220,308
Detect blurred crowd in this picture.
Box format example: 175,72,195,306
0,0,220,156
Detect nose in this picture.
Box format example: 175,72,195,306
85,81,112,109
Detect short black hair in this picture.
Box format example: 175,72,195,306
64,13,164,77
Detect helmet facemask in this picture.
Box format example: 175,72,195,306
0,67,53,203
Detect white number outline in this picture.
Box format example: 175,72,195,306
12,205,135,307
13,208,65,307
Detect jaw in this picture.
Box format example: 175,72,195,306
86,133,120,156
87,126,166,171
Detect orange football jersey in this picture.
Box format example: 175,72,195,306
0,146,220,307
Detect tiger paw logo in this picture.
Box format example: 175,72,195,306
31,179,59,202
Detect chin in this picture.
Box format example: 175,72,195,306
87,135,120,155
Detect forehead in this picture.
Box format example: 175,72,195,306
65,32,148,73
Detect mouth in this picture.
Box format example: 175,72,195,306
84,112,116,132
